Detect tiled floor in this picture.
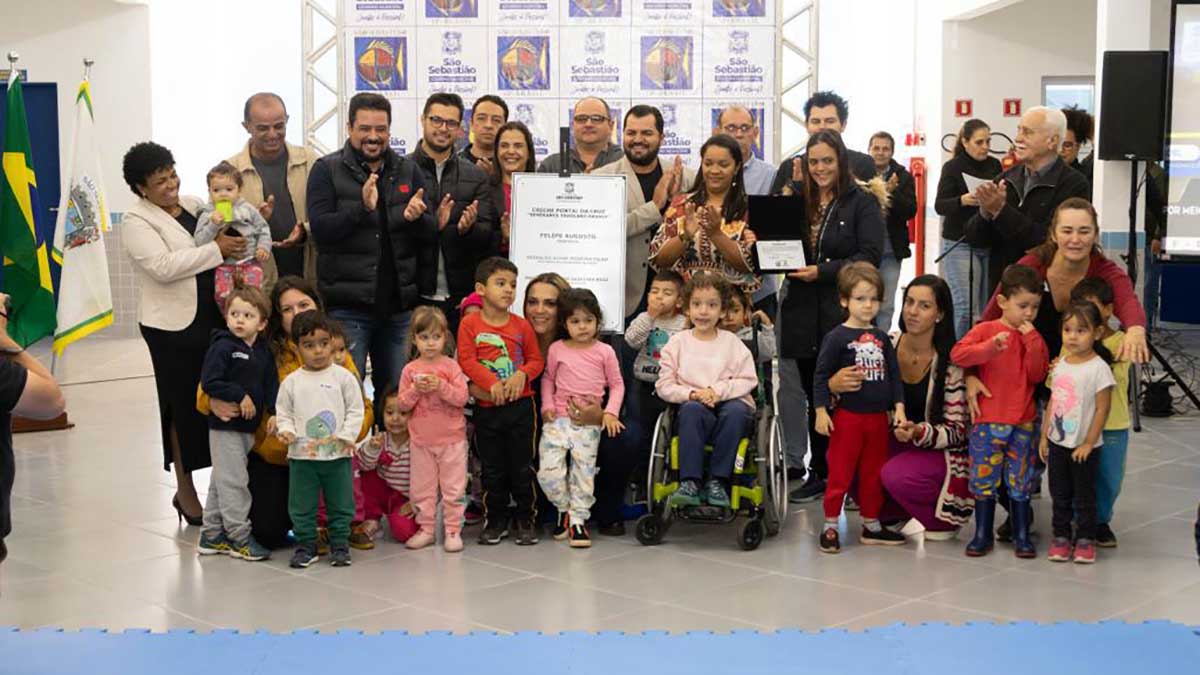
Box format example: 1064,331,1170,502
2,338,1198,633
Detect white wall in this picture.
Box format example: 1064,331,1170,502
942,0,1097,147
817,0,917,157
148,0,303,197
0,2,152,213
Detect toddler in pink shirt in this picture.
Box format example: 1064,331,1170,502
538,289,624,548
397,306,470,552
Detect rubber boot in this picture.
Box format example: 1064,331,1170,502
1012,500,1037,559
965,498,995,557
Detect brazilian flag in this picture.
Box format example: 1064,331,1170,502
0,73,55,347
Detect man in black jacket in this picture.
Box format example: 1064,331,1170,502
307,93,434,412
769,90,877,195
868,131,918,331
411,92,497,334
966,106,1090,291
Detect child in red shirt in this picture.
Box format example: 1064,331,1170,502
951,264,1049,559
457,257,545,546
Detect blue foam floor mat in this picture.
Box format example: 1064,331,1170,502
3,621,1199,675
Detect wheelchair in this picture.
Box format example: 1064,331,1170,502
635,321,788,551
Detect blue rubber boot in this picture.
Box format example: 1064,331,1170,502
965,498,995,557
1012,500,1037,558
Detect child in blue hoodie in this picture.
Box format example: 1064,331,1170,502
197,285,278,561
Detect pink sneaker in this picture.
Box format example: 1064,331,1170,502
1072,539,1096,564
405,530,436,550
443,532,464,553
1048,537,1072,562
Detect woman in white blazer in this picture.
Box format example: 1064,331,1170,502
121,142,245,525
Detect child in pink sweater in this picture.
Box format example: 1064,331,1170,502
397,306,470,553
538,289,624,548
656,273,757,510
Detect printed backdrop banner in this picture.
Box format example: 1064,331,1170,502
343,0,778,167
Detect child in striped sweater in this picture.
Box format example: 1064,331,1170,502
354,387,418,544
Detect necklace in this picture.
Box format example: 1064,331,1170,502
898,335,933,368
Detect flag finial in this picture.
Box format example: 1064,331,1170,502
83,58,94,80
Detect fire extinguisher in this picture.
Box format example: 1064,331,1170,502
908,156,926,275
993,132,1017,170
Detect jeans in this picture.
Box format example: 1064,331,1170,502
327,307,412,416
677,400,754,482
1096,429,1129,525
878,248,902,333
1143,241,1160,330
939,238,991,339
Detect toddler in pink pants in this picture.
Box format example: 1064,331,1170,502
354,387,419,543
397,306,470,553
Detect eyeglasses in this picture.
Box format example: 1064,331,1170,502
426,115,461,129
722,124,755,135
573,114,609,124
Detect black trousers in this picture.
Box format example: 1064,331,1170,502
474,397,539,527
247,451,293,549
593,380,667,526
790,356,829,479
1048,441,1100,541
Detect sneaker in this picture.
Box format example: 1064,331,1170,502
845,495,860,512
1072,539,1096,564
669,480,702,508
406,529,436,550
1095,523,1118,548
924,527,960,542
289,543,319,568
349,523,375,550
197,531,232,556
1048,537,1073,562
443,532,464,553
478,522,508,545
819,526,841,554
514,521,540,546
316,527,331,555
330,544,352,567
786,467,806,482
788,475,826,504
568,523,592,548
703,480,731,509
464,502,485,527
229,535,271,561
995,516,1012,543
598,521,626,537
553,511,569,540
860,526,906,546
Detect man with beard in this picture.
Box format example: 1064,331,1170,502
769,90,877,194
461,94,508,177
592,104,694,321
410,92,496,335
307,93,433,417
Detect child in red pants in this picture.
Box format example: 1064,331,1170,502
813,263,907,554
354,387,419,543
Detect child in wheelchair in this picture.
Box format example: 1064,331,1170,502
656,273,758,510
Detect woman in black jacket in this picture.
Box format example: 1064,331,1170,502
777,129,886,504
489,121,538,257
934,119,1002,338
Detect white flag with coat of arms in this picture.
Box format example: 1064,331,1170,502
51,79,113,355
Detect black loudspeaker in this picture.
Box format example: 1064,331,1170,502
1098,50,1168,161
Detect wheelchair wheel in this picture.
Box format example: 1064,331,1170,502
737,517,765,551
636,513,666,546
646,408,672,508
756,410,787,537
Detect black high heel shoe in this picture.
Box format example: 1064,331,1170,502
173,495,204,527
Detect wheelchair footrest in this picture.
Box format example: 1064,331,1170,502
674,504,736,524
